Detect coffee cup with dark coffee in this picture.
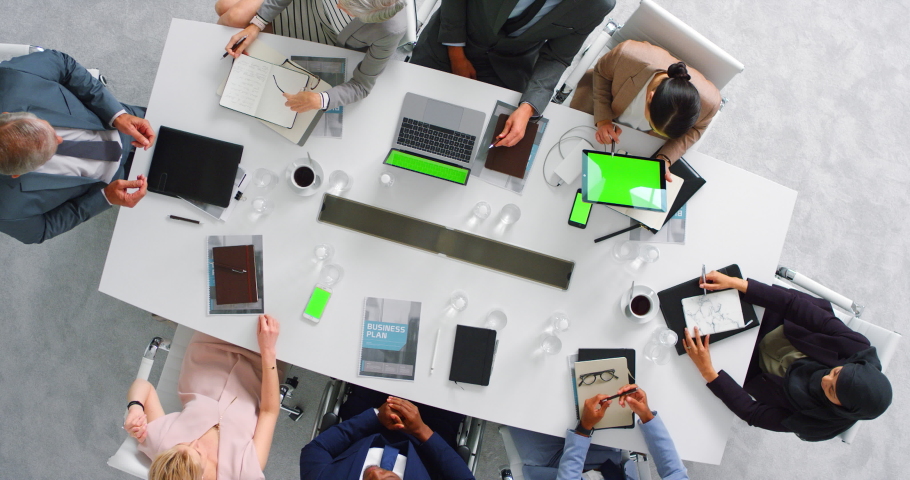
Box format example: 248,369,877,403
621,284,660,324
286,154,324,197
630,294,652,317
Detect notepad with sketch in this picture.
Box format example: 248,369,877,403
220,54,313,128
574,357,634,429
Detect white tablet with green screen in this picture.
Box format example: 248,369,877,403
581,150,667,212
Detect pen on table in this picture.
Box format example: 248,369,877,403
601,388,638,403
701,264,707,298
430,329,442,375
594,223,646,243
213,262,247,274
168,215,202,225
222,35,248,58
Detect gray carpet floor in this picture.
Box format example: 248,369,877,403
0,0,907,479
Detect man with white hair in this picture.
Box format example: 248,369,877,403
0,50,154,244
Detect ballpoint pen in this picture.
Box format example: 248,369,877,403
223,35,248,58
701,264,707,297
601,388,638,403
168,215,202,225
430,329,442,375
214,263,247,274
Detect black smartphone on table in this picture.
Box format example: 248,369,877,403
568,188,593,229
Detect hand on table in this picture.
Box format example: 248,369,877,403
684,326,718,382
283,91,322,113
617,384,654,423
257,314,280,354
124,405,148,442
580,394,611,431
492,103,534,147
104,174,147,208
447,46,476,80
225,25,261,58
594,121,622,145
700,271,748,293
112,114,154,150
386,397,433,442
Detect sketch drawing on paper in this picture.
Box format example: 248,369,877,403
681,289,746,335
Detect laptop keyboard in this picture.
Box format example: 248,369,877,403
397,118,476,163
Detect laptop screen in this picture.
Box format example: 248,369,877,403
581,150,667,212
383,149,470,185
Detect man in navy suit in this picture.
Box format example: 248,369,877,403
300,396,475,480
0,50,155,244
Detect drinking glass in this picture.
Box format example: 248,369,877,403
251,196,274,215
499,204,521,225
319,263,344,287
328,170,352,194
313,243,335,262
643,328,678,365
612,240,639,263
252,168,278,190
448,291,468,312
483,309,508,331
628,244,660,271
539,334,562,355
379,171,395,187
546,312,570,335
472,201,492,220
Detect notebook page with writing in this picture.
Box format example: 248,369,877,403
575,357,633,429
221,55,270,117
255,63,309,128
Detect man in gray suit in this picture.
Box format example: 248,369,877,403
0,50,154,244
411,0,615,147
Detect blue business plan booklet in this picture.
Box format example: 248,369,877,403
358,297,421,381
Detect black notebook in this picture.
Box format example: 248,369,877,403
147,126,243,208
449,325,497,386
657,263,759,355
655,156,707,232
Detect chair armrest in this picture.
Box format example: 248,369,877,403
776,266,863,316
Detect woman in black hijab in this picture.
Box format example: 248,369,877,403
683,271,892,441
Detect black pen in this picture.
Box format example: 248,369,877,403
594,223,646,243
214,263,247,274
168,215,202,225
223,35,248,58
601,388,638,403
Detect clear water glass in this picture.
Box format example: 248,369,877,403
546,312,570,335
313,243,335,262
612,240,639,262
253,168,278,190
319,263,344,287
499,204,521,225
448,291,469,312
379,171,395,187
539,334,562,355
328,170,352,194
251,196,274,215
643,328,678,365
484,309,508,331
473,201,492,220
629,244,660,271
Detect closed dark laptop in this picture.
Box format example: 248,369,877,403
449,325,497,386
147,126,243,208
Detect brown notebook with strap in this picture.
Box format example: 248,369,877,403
484,113,539,179
212,245,258,305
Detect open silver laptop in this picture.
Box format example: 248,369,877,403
392,92,486,167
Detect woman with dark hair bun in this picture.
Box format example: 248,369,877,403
571,40,721,179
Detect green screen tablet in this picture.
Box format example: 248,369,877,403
383,149,470,185
581,150,667,212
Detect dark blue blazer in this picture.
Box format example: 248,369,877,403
0,50,134,244
299,409,475,480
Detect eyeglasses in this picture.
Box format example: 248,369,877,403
578,369,619,386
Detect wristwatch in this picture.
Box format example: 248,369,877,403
574,422,594,437
250,14,269,31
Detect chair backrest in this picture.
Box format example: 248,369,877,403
608,0,744,90
0,43,36,63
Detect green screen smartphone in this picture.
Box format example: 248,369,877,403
302,285,332,323
568,189,593,229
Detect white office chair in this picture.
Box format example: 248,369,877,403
107,325,304,478
552,0,745,152
774,266,901,444
498,425,652,480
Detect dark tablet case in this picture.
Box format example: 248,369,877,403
640,156,707,233
212,245,258,305
147,126,243,208
449,325,497,386
657,263,759,355
484,114,539,179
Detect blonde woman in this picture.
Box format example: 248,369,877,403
123,315,281,479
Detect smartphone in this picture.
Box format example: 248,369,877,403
568,188,593,229
302,284,333,323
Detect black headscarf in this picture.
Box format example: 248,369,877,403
782,347,892,441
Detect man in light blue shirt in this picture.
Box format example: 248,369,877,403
506,384,688,480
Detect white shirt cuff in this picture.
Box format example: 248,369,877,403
109,109,127,128
100,186,113,206
320,92,330,110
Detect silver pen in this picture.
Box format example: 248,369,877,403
701,264,707,297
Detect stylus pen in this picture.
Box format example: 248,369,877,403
610,140,615,156
223,35,248,58
701,264,707,297
168,215,202,225
430,329,442,375
214,263,247,274
601,388,638,403
594,223,645,243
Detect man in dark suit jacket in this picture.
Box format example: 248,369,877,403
0,50,155,244
300,396,475,480
410,0,615,147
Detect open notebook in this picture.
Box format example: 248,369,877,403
573,357,635,429
220,54,314,128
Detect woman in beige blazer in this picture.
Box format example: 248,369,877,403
571,40,721,169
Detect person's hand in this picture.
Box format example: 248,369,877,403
684,326,718,382
447,46,476,79
124,405,148,442
283,92,322,113
226,24,261,58
594,120,622,145
257,314,280,354
617,384,654,423
104,174,147,207
112,114,155,150
386,397,433,442
658,156,673,182
580,394,611,431
493,103,534,147
700,271,748,293
377,402,405,431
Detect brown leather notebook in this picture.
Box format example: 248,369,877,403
212,245,258,305
485,113,539,179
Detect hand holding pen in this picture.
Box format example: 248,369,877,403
616,384,654,423
224,23,263,58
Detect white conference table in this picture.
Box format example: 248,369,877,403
100,19,796,464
